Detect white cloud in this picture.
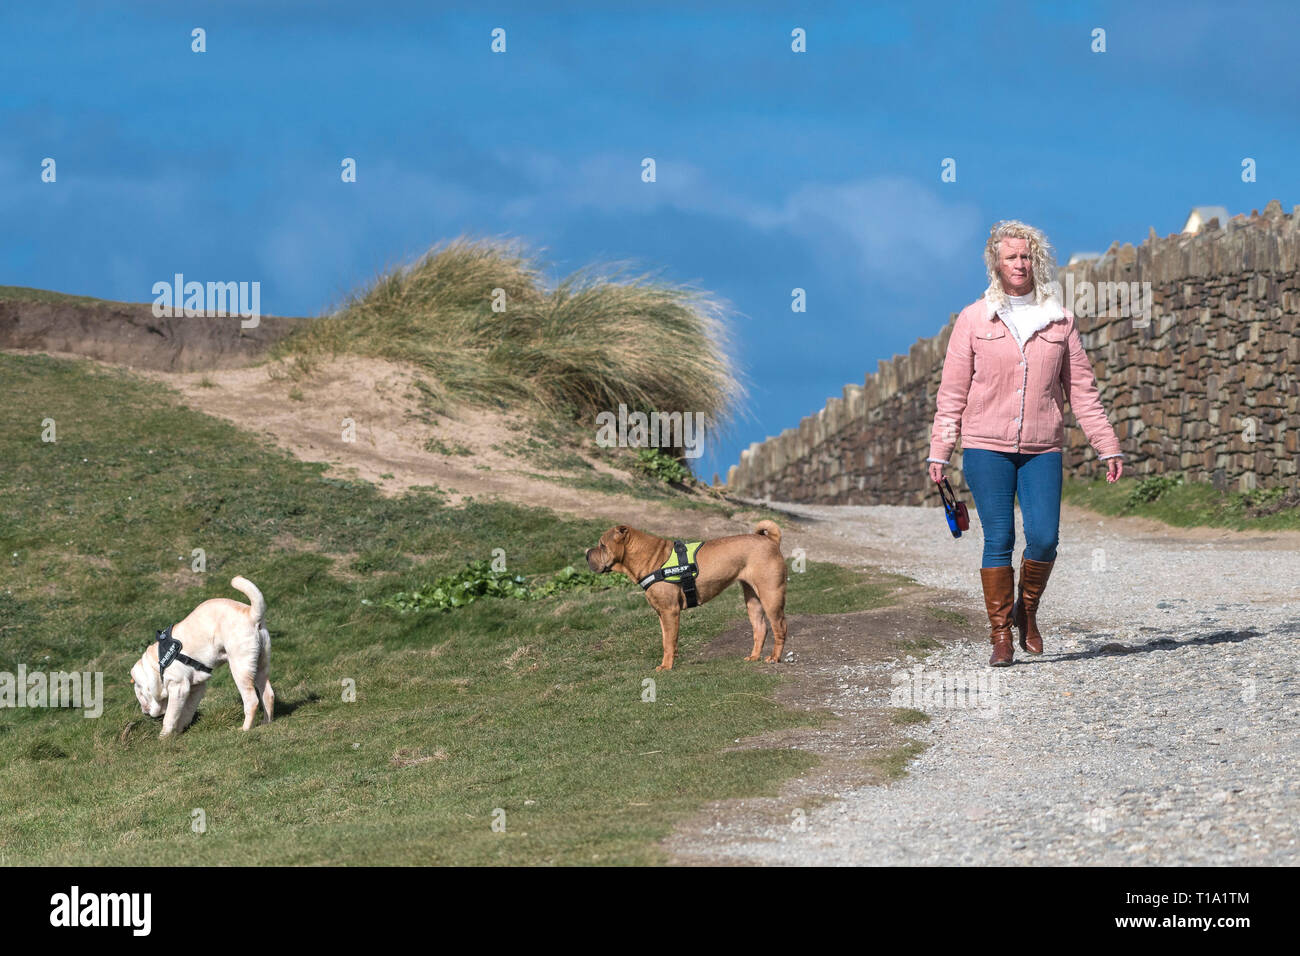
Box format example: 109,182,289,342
489,149,983,288
752,176,984,283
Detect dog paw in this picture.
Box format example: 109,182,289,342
743,654,760,662
763,655,780,663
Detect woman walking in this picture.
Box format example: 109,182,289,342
927,220,1124,666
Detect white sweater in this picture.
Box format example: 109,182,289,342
1000,291,1040,350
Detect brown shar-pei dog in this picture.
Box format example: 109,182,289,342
585,520,788,670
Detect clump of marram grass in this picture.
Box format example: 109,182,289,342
278,235,745,440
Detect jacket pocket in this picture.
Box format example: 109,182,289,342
971,325,1006,378
1036,326,1068,381
963,385,996,439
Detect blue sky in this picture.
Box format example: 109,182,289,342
4,0,1298,481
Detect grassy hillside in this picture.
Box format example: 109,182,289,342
0,351,903,865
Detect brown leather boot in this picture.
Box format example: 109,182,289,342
1012,557,1054,654
979,566,1015,666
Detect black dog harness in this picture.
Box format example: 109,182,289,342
638,540,702,608
156,624,213,677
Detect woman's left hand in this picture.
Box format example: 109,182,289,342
1105,457,1123,483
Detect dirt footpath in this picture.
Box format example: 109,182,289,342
664,500,1300,865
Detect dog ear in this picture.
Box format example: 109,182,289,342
614,525,628,537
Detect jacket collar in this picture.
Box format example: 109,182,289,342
983,288,1066,337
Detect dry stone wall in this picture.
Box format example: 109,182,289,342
727,199,1300,505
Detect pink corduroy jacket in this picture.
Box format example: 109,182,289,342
927,295,1123,463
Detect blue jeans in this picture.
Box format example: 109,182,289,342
961,449,1062,568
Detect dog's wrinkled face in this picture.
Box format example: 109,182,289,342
130,648,166,718
585,525,629,573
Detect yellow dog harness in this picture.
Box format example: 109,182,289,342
637,540,702,608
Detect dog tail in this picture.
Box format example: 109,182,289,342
754,519,782,550
230,576,266,626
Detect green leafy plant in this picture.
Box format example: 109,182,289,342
376,560,529,613
1239,486,1285,509
374,560,620,613
632,448,693,485
1228,485,1296,518
1127,472,1184,507
529,564,620,599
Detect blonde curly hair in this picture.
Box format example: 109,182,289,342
983,220,1058,310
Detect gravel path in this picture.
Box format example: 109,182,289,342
681,501,1300,865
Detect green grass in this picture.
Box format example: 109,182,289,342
892,636,942,653
0,352,906,865
491,413,746,515
923,607,968,627
867,741,930,781
424,437,473,457
519,468,741,515
1063,473,1300,531
786,564,912,615
0,285,132,307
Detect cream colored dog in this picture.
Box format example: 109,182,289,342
130,576,273,737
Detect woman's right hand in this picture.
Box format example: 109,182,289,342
928,461,945,484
